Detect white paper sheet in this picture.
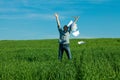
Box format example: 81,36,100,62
67,20,80,37
78,41,85,44
72,30,80,37
67,20,73,27
71,23,77,31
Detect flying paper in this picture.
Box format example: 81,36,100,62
67,20,80,37
71,23,77,31
78,41,85,45
67,20,73,27
72,30,80,37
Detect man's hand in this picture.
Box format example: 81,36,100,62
73,16,80,23
54,13,59,18
54,13,61,29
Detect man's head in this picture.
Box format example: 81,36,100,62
63,25,68,32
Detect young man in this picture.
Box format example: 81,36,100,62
54,13,78,60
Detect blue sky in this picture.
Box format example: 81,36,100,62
0,0,120,40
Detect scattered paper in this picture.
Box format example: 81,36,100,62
67,20,80,37
71,23,77,31
78,41,85,45
72,30,80,37
67,20,73,27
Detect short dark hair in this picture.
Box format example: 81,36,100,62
63,25,68,28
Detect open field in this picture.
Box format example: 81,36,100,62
0,38,120,80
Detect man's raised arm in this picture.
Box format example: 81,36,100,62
73,16,80,24
69,16,79,32
54,13,61,29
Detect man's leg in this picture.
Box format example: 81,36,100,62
64,44,72,60
58,44,64,60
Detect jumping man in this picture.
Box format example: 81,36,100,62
54,13,79,60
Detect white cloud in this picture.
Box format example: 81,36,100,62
0,13,54,20
21,0,29,6
0,8,18,12
26,13,55,20
0,27,9,31
56,0,110,4
0,0,111,20
86,0,111,4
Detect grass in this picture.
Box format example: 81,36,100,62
0,38,120,80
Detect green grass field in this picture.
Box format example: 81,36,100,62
0,38,120,80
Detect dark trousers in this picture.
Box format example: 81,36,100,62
58,43,72,60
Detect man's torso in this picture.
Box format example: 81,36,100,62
59,28,70,44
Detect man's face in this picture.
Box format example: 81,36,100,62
63,26,68,31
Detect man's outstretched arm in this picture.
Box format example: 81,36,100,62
54,13,61,29
69,16,80,33
73,16,80,24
